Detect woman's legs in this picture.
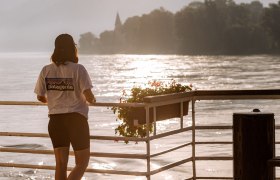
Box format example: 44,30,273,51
49,113,90,180
68,148,90,180
54,147,70,180
49,114,71,180
67,113,90,179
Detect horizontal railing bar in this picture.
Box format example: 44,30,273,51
0,101,145,108
0,148,147,159
145,97,191,108
2,89,280,107
91,135,147,142
0,101,45,106
0,148,53,155
144,89,280,102
196,177,233,179
150,157,193,175
196,142,232,145
195,125,278,131
195,95,280,100
0,132,49,138
0,163,147,176
2,132,280,145
93,152,147,159
194,89,280,97
0,132,147,142
196,125,280,130
85,168,147,176
150,142,192,158
144,92,194,103
149,127,192,140
195,156,233,161
91,102,145,107
2,131,280,145
196,126,232,130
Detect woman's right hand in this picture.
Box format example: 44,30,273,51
83,89,96,104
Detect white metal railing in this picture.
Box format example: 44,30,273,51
1,89,280,179
0,98,192,179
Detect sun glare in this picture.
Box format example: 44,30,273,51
127,55,168,84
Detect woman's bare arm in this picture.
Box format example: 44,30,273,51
83,89,96,104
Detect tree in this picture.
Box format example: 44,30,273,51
224,1,268,54
78,32,98,54
175,0,226,54
175,5,205,54
263,1,280,51
99,30,115,54
248,1,264,24
137,8,176,53
122,8,176,54
78,0,272,55
122,16,141,52
188,1,204,9
224,25,251,54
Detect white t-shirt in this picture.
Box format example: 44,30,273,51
34,62,93,119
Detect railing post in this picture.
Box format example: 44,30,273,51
180,101,184,129
146,106,151,180
153,107,157,136
192,99,196,180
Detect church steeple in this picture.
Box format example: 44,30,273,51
114,12,122,32
112,12,125,53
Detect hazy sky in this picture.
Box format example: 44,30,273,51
0,0,278,52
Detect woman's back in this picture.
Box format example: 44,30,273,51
35,61,92,118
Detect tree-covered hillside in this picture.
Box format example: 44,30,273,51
79,0,280,55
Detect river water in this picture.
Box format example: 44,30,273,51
0,53,280,179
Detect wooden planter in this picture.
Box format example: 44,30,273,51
128,101,189,125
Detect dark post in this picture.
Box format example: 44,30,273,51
233,111,275,180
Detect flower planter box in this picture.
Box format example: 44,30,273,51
128,101,189,125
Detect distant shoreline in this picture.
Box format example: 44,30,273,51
0,51,279,57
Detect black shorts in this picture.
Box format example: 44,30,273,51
48,112,90,151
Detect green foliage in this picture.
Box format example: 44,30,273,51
112,80,192,141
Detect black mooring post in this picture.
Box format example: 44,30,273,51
233,110,275,180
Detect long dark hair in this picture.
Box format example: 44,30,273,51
51,34,78,66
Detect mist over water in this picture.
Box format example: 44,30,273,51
0,53,280,179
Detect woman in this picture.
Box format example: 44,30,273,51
34,34,95,180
